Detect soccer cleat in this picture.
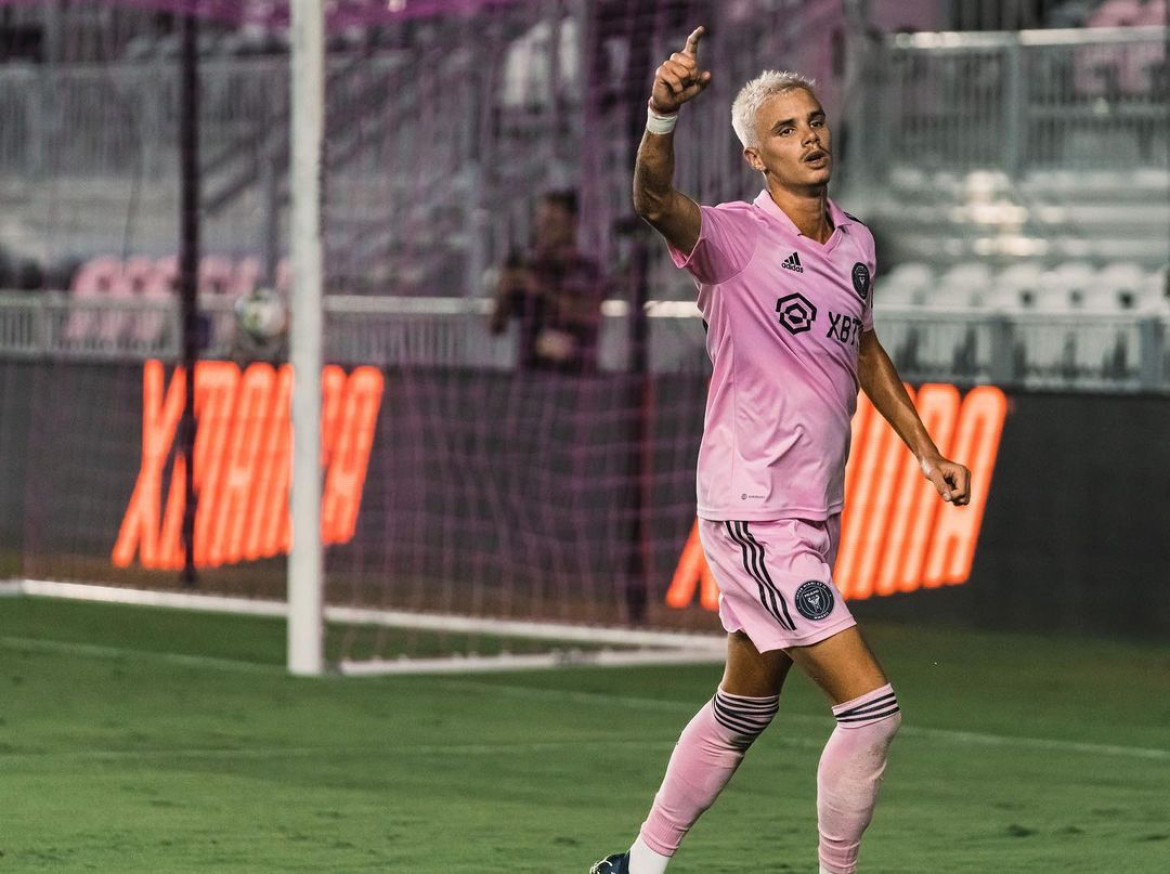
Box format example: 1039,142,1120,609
589,852,630,874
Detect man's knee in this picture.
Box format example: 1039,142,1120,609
831,683,900,734
708,687,780,750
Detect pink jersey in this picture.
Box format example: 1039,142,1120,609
669,190,876,521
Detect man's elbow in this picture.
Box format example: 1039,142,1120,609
632,186,670,225
632,194,657,224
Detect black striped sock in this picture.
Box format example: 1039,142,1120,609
832,683,900,727
712,688,779,748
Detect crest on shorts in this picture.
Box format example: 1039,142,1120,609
795,580,835,621
851,263,871,302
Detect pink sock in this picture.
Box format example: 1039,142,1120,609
637,688,779,858
817,684,902,874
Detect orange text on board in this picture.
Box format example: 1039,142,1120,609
665,384,1009,610
112,359,384,570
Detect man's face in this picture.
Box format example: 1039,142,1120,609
743,88,832,191
534,201,577,252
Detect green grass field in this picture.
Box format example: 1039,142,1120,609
2,596,1168,873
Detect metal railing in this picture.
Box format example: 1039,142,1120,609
0,293,1165,393
868,26,1169,178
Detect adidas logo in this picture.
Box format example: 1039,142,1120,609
781,252,804,273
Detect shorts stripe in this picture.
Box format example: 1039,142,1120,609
725,522,789,631
724,521,796,632
741,523,798,630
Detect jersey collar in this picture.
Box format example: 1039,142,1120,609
753,189,853,249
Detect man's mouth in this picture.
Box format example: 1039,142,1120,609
804,150,828,165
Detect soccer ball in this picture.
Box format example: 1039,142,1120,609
234,287,287,343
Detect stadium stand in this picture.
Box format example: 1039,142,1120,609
0,2,1164,392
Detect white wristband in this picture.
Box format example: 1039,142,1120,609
646,106,679,135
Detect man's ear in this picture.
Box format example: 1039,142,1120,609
743,147,765,173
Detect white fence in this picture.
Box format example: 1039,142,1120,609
0,293,1165,393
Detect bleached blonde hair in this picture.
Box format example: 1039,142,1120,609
731,70,819,148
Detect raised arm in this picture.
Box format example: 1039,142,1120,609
858,330,972,505
632,26,711,256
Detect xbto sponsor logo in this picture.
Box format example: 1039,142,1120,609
827,312,863,348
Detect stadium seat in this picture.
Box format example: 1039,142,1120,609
67,257,122,345
877,262,933,308
930,261,993,308
93,260,140,344
232,257,261,298
133,256,178,345
992,262,1045,310
1139,265,1170,312
1089,261,1148,310
1078,0,1167,97
981,285,1028,313
1032,262,1097,311
200,256,237,297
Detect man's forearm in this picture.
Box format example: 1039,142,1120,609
633,129,678,223
859,335,942,464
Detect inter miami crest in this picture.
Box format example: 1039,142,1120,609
851,263,871,302
795,580,835,621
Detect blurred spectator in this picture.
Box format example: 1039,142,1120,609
489,190,606,375
1087,0,1167,26
1075,0,1166,97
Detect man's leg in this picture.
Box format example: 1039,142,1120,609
628,632,792,874
787,627,902,874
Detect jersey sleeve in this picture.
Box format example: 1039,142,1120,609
859,228,877,332
862,265,876,331
667,204,760,286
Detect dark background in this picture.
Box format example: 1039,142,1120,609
1,360,1167,637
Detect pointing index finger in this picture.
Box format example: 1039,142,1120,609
684,26,705,58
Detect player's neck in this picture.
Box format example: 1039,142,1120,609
766,183,832,244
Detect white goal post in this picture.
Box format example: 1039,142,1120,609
288,0,326,676
277,0,725,676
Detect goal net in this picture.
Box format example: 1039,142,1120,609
0,0,1006,673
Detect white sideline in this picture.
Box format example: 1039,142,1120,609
0,739,691,763
1,633,1164,764
9,579,1169,763
0,635,286,675
442,680,1170,763
1,616,1166,763
339,648,725,676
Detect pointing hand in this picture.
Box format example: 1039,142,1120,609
649,26,713,115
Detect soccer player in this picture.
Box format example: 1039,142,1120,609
590,26,972,874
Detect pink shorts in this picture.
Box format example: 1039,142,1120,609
698,516,856,652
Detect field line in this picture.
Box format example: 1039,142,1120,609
439,678,1170,763
0,635,285,675
0,738,691,763
6,634,1167,764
